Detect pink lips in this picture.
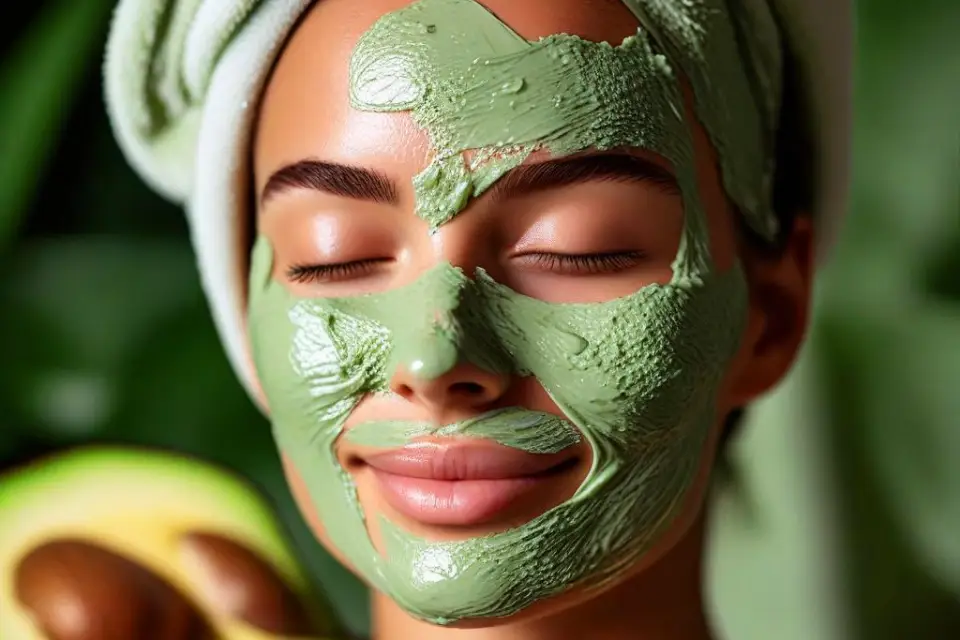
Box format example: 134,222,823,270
363,443,573,527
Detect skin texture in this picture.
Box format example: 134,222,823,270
250,0,816,638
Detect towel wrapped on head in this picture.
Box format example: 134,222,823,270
103,0,852,405
106,0,307,200
105,0,314,399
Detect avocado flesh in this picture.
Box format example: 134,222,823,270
0,446,345,640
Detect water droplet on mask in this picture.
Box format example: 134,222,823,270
500,77,525,94
406,21,428,34
426,24,437,33
558,329,588,356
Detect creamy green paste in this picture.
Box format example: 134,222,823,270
350,0,781,238
346,407,582,455
350,0,679,230
249,0,759,624
619,0,783,240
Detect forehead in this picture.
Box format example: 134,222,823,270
253,0,642,187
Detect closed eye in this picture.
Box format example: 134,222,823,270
286,251,645,284
286,258,391,284
514,251,646,275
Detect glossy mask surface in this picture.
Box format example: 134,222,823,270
249,0,751,624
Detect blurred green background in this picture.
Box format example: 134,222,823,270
1,1,957,639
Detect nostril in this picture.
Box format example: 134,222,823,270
449,381,486,397
392,383,415,401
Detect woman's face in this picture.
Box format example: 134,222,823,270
249,0,802,627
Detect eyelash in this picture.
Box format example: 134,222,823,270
521,251,645,274
286,259,388,284
286,251,645,284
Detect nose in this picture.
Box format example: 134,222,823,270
389,362,510,424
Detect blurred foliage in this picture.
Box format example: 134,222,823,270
0,1,957,639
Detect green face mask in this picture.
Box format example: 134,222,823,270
249,0,752,625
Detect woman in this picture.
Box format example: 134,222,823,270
104,0,853,638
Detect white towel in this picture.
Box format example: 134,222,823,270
105,0,314,401
103,0,852,406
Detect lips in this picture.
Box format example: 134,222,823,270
364,442,570,480
360,442,576,527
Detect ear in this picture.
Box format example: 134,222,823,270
728,215,816,407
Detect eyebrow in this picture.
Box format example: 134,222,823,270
261,159,399,206
488,152,680,202
259,152,679,208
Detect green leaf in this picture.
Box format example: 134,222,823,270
853,305,960,596
0,237,197,438
0,0,115,249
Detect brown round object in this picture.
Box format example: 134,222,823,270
180,532,314,635
14,538,214,640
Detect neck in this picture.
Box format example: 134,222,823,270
370,516,713,640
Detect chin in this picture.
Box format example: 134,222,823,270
282,435,716,625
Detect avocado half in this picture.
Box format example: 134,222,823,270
0,446,346,640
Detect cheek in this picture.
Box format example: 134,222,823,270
281,456,326,540
281,455,363,576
